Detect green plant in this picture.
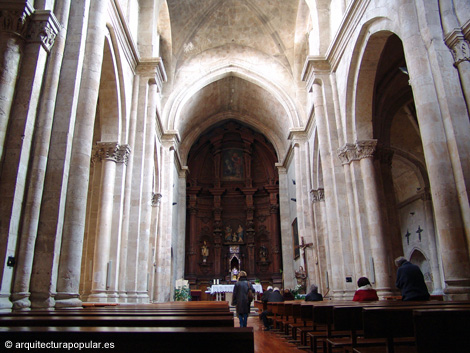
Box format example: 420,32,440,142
174,285,192,301
290,284,305,299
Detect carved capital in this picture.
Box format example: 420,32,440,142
356,140,377,159
151,193,162,207
337,143,356,165
445,30,470,67
0,2,33,38
92,142,130,164
338,140,377,164
311,188,325,203
26,10,60,52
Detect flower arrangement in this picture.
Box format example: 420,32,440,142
290,284,306,299
174,284,192,301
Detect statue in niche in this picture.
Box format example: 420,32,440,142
224,225,233,242
201,241,209,262
259,246,268,262
236,225,244,242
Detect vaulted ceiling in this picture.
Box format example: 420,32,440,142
160,0,311,161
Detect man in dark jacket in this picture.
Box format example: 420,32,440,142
395,256,430,301
305,284,323,301
260,287,284,330
231,271,254,327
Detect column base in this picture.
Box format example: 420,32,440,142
443,279,470,300
10,292,31,310
30,292,55,310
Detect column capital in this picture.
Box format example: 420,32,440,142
136,57,167,92
92,142,130,164
151,193,162,207
311,188,325,203
444,29,470,67
0,1,33,38
27,10,60,53
301,56,331,92
337,140,378,164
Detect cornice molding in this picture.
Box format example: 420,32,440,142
108,0,139,72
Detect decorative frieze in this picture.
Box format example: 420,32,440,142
337,140,378,165
311,188,325,203
26,10,59,53
445,30,470,67
92,142,131,165
0,1,33,38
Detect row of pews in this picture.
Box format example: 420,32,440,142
0,301,254,352
257,299,470,353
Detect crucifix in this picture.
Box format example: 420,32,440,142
300,236,314,281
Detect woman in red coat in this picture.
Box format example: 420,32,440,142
353,277,379,301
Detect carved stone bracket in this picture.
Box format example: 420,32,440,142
27,10,59,53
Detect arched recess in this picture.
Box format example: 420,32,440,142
80,32,128,303
184,120,282,291
409,249,433,294
349,27,442,294
164,63,301,151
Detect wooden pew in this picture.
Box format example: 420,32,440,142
355,303,470,353
0,315,234,328
413,308,470,353
0,326,254,353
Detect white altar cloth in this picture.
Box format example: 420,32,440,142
210,284,263,295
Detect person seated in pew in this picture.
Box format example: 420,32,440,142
394,256,430,301
352,277,379,301
261,285,273,303
283,288,295,301
260,287,284,330
305,284,323,301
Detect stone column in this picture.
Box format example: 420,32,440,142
87,143,120,302
10,0,71,310
118,75,140,302
149,192,162,302
0,7,59,311
154,136,178,302
0,1,33,162
311,82,345,298
357,140,393,295
54,0,108,308
277,165,295,290
337,148,364,278
311,188,328,293
439,0,470,112
421,190,443,295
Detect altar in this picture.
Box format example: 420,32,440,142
210,284,263,303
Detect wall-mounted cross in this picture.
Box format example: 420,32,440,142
300,236,314,280
416,226,423,242
405,229,411,245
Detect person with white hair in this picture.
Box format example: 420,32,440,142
395,256,430,301
259,286,283,330
305,284,323,301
